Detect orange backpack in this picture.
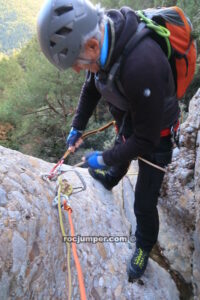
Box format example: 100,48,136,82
136,7,197,99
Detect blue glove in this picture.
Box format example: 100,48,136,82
85,151,106,169
66,127,82,147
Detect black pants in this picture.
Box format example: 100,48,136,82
108,135,173,252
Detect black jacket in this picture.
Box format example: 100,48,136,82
72,7,179,166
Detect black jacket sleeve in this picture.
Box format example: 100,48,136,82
103,38,177,166
72,71,101,130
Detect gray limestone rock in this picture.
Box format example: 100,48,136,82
193,129,200,299
0,187,7,207
0,145,180,300
158,89,200,298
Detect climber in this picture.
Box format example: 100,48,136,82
37,0,180,281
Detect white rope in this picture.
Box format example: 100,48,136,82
74,157,166,173
138,156,166,173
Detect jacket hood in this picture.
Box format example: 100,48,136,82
106,7,139,68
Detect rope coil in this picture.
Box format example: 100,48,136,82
137,10,171,59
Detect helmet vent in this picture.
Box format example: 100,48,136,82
55,6,73,16
60,48,68,56
50,41,56,48
56,27,72,36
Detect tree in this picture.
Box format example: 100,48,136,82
0,52,23,100
0,0,199,161
0,37,83,157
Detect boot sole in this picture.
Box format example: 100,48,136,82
88,168,113,191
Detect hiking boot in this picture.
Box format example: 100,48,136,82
127,247,149,282
88,168,120,190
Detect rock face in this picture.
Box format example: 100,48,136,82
158,88,200,299
0,89,199,300
0,150,179,299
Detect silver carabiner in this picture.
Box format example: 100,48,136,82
52,194,70,208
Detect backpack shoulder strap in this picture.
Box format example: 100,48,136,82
121,25,150,59
114,25,151,96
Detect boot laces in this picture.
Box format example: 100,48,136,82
133,248,148,269
95,169,107,176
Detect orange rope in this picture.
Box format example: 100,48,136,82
61,121,116,161
67,210,87,300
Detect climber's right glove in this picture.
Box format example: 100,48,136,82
84,151,107,169
66,127,83,149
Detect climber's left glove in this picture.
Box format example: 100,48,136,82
84,151,106,169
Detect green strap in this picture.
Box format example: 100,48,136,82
137,10,171,59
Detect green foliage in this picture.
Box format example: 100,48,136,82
0,53,23,95
0,37,85,159
94,0,154,10
0,0,199,163
0,31,117,161
67,123,116,165
0,0,44,53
